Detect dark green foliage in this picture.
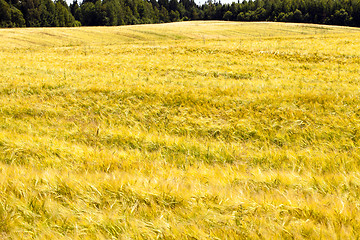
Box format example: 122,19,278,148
202,0,360,26
10,6,26,26
160,5,170,22
0,0,25,27
223,10,232,20
17,0,77,27
0,0,11,25
1,0,360,28
55,0,77,26
80,2,97,25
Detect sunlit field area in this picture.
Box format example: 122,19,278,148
1,21,360,239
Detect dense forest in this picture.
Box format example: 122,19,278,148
1,0,360,27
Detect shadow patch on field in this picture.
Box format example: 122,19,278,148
163,68,252,80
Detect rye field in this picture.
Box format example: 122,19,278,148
1,21,360,239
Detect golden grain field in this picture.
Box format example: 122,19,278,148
1,21,360,239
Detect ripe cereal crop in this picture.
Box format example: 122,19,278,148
1,21,360,239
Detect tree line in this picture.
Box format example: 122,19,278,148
1,0,360,27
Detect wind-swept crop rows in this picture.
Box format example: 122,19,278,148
1,22,360,239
